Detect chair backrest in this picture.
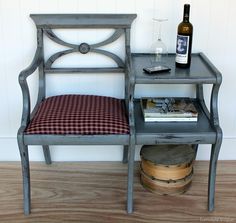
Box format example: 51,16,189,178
30,14,137,103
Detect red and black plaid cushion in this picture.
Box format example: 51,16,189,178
25,95,129,135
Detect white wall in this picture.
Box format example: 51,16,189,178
0,0,235,161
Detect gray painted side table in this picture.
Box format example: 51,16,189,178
129,53,222,212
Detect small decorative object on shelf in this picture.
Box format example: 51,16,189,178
150,18,168,65
176,4,193,68
141,97,198,122
140,144,196,195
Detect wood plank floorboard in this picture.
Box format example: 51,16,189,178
0,161,235,223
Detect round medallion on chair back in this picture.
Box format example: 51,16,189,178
140,144,196,195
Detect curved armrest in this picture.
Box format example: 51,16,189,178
18,47,43,127
19,47,43,82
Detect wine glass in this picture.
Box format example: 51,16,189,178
150,18,168,65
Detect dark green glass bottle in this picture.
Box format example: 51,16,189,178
175,4,193,68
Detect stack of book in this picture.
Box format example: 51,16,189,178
141,97,198,122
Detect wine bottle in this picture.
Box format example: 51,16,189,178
175,4,193,68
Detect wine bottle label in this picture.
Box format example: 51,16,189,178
176,35,189,64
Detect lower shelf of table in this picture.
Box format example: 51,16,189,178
134,99,217,145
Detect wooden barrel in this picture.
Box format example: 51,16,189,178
140,144,196,195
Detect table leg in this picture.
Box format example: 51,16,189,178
208,127,222,211
127,144,135,213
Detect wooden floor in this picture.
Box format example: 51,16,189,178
0,161,236,223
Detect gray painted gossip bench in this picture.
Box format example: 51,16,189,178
18,14,222,215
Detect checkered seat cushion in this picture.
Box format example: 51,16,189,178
25,95,130,135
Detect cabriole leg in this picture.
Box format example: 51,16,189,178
17,136,31,215
208,129,222,211
43,145,52,165
123,145,128,163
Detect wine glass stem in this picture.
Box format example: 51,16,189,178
158,22,162,41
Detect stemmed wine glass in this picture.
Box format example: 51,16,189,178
150,18,168,65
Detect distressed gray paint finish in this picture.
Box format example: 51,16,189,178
30,14,137,29
44,67,124,74
43,145,52,165
44,28,125,70
132,53,222,212
124,28,136,214
132,53,219,84
43,27,125,72
18,14,137,215
17,127,31,215
18,13,222,215
24,134,129,145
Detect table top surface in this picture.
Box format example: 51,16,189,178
131,53,222,84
